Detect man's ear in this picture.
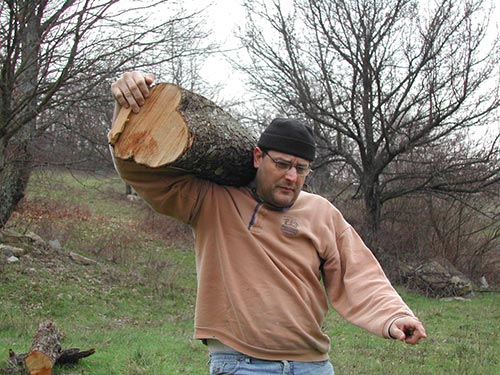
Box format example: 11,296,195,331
253,147,263,169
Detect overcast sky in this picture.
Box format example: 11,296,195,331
196,0,248,100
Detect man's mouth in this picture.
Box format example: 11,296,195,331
278,186,295,193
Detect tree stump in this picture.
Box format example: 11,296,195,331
108,83,257,186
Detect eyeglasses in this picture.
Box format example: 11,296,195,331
262,150,312,176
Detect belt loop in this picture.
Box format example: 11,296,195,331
281,360,290,374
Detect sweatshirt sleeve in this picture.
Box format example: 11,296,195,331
321,224,415,338
112,153,208,225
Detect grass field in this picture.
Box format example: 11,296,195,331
0,169,499,375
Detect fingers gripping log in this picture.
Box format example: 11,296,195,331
108,83,257,186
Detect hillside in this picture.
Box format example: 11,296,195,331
0,169,203,374
0,169,498,374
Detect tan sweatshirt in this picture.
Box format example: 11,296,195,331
113,157,415,362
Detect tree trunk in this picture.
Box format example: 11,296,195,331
109,83,257,186
0,0,40,228
361,176,383,248
0,143,31,228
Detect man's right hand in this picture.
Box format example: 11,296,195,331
111,71,155,113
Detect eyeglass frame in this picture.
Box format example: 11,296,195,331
261,150,312,177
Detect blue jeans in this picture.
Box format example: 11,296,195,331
209,352,335,375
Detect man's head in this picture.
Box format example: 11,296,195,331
253,118,315,207
257,118,316,162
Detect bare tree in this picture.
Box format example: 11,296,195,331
32,79,117,171
0,0,214,227
237,0,500,244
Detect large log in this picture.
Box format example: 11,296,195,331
20,321,95,375
8,348,95,371
109,83,257,186
24,321,61,375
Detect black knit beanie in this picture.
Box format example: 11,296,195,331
257,118,316,161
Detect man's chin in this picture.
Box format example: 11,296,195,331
271,193,296,208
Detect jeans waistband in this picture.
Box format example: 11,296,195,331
208,351,335,375
209,351,278,366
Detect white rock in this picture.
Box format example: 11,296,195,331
49,239,62,249
69,252,97,266
7,256,19,264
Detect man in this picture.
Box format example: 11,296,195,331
110,71,426,375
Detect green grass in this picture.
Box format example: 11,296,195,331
1,169,499,374
326,291,499,374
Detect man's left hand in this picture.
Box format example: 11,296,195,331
389,317,427,344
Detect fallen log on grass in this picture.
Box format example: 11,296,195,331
108,82,257,186
24,321,62,374
4,321,95,375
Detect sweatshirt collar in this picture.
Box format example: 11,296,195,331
248,181,292,212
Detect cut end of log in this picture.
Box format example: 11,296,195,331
108,106,132,145
24,350,53,375
109,83,191,168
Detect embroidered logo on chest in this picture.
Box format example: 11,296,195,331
281,216,300,237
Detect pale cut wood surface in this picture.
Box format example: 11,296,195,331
24,351,53,375
109,83,190,167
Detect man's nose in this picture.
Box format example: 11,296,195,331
284,166,298,181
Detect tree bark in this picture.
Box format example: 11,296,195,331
361,175,382,248
0,0,40,229
24,321,62,375
0,143,31,229
109,83,257,186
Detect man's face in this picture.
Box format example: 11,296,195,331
253,147,310,207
